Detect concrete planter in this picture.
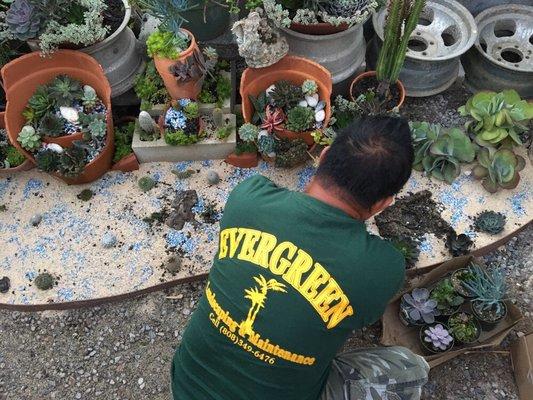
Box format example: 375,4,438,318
132,114,236,163
280,22,366,94
371,0,476,97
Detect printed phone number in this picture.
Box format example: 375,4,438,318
220,326,276,365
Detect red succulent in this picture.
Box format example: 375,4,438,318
260,106,285,134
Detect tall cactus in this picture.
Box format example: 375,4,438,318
376,0,426,96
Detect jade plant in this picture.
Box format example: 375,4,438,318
410,122,476,184
472,148,526,193
430,278,464,315
474,211,506,235
401,288,439,324
458,90,533,148
448,312,479,343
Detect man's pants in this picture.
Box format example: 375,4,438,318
321,346,430,400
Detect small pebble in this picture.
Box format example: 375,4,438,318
101,233,117,248
206,171,220,185
315,100,325,112
30,214,42,227
165,257,182,274
305,94,319,107
315,109,325,122
0,276,10,293
298,100,308,107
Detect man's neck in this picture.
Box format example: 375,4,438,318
305,178,366,220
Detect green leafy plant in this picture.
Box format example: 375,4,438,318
5,146,26,168
27,85,55,121
331,95,360,130
113,121,135,163
410,122,476,184
35,148,60,172
183,102,199,119
269,80,303,110
22,107,37,125
462,264,507,316
146,29,185,59
448,312,479,343
17,126,41,151
134,60,170,111
215,75,231,107
375,0,426,97
285,106,315,132
472,148,526,193
311,127,336,146
37,113,64,137
430,278,464,313
49,75,83,107
474,211,506,235
458,90,533,148
238,123,259,142
216,125,233,140
165,129,198,145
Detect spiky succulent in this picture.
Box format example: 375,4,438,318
462,264,507,316
17,126,41,151
446,231,473,257
269,80,303,110
38,113,64,137
170,49,206,82
35,148,60,172
5,0,42,40
238,123,259,143
34,272,54,290
423,324,453,351
258,134,276,157
285,106,315,132
260,106,285,134
58,143,87,177
27,86,55,121
301,79,318,96
49,75,83,107
472,148,526,193
401,288,440,324
82,85,99,112
474,211,506,235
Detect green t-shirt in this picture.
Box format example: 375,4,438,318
171,175,405,400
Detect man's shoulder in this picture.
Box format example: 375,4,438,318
362,233,406,278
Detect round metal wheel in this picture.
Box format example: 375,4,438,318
373,0,477,97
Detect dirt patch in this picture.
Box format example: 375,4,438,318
351,74,401,111
165,190,199,231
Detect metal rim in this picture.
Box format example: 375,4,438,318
373,0,477,61
474,4,533,73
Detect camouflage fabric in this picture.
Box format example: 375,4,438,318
321,346,430,400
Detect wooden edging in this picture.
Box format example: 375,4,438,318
1,219,530,312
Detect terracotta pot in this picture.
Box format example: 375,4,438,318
241,55,332,146
111,152,139,172
349,70,406,109
0,111,35,174
289,22,349,35
225,152,258,168
153,29,204,100
1,50,114,185
43,132,84,147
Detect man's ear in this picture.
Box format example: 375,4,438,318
318,146,330,164
370,196,394,216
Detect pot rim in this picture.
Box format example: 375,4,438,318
152,29,197,61
471,299,508,323
349,70,406,108
281,18,366,41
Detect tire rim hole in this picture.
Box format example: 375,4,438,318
441,26,458,47
479,39,487,53
408,38,428,52
501,48,523,63
417,8,434,26
494,20,516,38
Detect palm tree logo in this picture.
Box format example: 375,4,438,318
240,275,287,336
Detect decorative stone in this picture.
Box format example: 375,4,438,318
45,143,63,153
232,10,289,68
298,100,308,107
34,273,54,291
306,94,319,107
30,214,42,227
315,109,326,122
165,256,182,274
257,130,269,139
101,232,117,248
266,85,276,95
206,170,220,185
0,276,10,293
138,111,158,134
315,101,325,112
59,106,79,123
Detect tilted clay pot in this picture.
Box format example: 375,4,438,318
1,50,114,184
289,22,349,35
225,152,259,168
0,111,35,174
241,55,332,147
153,29,204,100
349,70,406,110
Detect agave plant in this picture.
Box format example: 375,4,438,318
472,148,526,193
410,122,476,184
463,264,507,316
458,90,533,148
401,288,439,324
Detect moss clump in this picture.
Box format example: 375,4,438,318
77,189,94,201
34,272,55,290
138,176,156,192
171,169,195,179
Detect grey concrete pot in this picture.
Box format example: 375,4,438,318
461,4,533,98
372,0,477,97
280,23,367,95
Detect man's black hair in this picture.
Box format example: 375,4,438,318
316,115,414,210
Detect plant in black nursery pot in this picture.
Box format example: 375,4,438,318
430,278,464,317
420,323,454,354
448,311,481,344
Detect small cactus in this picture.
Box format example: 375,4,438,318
212,108,224,128
138,111,158,134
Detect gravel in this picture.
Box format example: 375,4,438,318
0,226,530,400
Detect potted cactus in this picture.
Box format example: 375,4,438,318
429,278,464,318
399,288,440,327
140,0,205,100
448,311,481,345
463,264,508,330
350,0,426,110
419,323,454,354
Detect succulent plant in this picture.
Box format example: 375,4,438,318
22,107,37,125
138,176,156,192
448,312,479,343
446,231,473,257
401,288,439,324
423,324,453,351
391,237,420,268
430,278,464,313
58,143,87,177
410,122,476,184
35,148,60,172
472,148,526,193
34,272,55,290
170,49,206,83
238,123,259,142
269,80,303,110
27,85,55,121
85,116,107,139
212,108,224,128
286,106,315,132
38,113,64,137
165,129,198,145
249,92,269,124
462,264,507,316
458,90,533,148
260,106,285,134
258,134,277,157
82,85,99,112
5,0,42,40
49,75,83,107
301,79,318,96
275,138,308,168
474,211,506,235
17,126,41,151
183,102,199,120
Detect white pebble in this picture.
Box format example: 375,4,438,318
257,129,269,139
265,85,276,95
298,100,308,107
306,94,319,107
45,143,64,153
315,109,325,122
59,106,79,123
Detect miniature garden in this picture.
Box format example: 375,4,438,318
0,0,532,394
